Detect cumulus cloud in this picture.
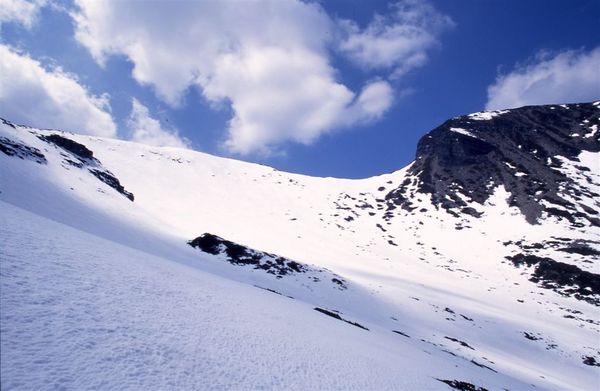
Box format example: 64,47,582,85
127,98,189,148
70,0,334,105
337,0,453,78
486,48,600,110
0,44,116,136
204,46,392,154
352,80,395,120
68,0,450,155
0,0,46,29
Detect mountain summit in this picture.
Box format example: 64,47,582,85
387,102,599,226
1,102,599,390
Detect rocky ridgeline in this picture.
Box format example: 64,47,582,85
386,102,600,227
0,119,134,201
188,233,347,289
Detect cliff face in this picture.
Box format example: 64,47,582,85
386,102,600,226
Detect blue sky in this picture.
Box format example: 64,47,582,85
1,0,599,178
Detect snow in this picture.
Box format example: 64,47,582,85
2,201,475,390
578,151,600,174
450,127,478,138
468,109,509,121
1,121,600,390
584,124,598,138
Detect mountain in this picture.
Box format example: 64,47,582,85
388,103,599,226
1,102,599,390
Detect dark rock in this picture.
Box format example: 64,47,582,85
470,359,497,373
1,118,17,129
89,169,135,201
523,332,541,341
557,243,600,256
314,307,369,330
39,134,95,161
583,356,600,366
437,379,489,391
253,285,294,299
507,253,600,305
189,233,304,276
188,233,224,255
38,133,134,201
386,102,600,226
0,136,46,164
188,233,347,289
444,336,475,350
331,278,345,287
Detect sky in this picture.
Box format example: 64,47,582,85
1,0,599,178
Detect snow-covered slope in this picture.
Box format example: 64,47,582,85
1,102,599,390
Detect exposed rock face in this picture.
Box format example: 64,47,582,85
313,307,369,330
437,379,489,391
0,136,47,164
1,118,47,164
39,134,95,161
188,233,347,289
1,118,135,201
38,133,135,201
386,102,600,226
507,253,600,306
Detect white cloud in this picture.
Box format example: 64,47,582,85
205,46,392,154
0,0,46,29
337,0,453,78
352,80,394,120
127,98,188,148
71,0,333,106
0,44,116,137
68,0,420,155
486,48,600,110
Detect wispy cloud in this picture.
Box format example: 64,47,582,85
0,0,46,29
0,44,116,136
337,0,453,79
486,48,600,110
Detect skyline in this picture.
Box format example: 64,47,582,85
1,0,599,178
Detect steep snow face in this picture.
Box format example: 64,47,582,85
4,201,535,391
1,102,599,390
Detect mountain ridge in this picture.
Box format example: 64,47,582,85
1,101,599,390
386,101,600,226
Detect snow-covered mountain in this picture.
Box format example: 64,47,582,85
1,102,599,390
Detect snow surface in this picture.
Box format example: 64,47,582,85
449,127,478,138
1,121,599,390
467,109,509,121
585,124,598,139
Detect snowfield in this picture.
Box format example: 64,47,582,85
1,113,599,390
1,201,538,390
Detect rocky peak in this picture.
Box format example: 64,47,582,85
386,102,600,226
